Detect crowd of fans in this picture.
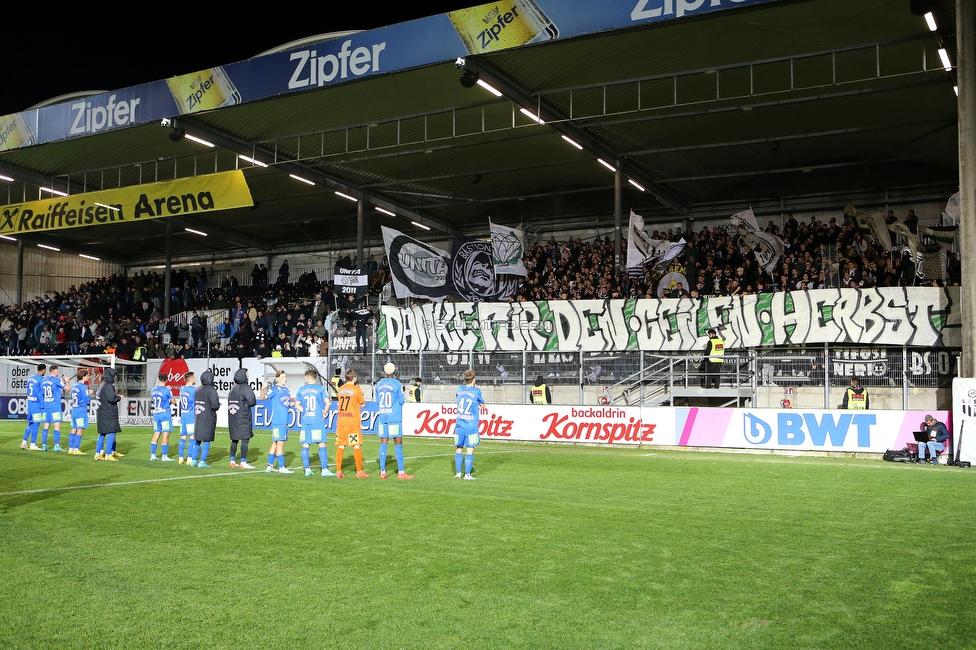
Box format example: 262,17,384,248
517,210,958,302
0,209,956,360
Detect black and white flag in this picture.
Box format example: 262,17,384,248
381,226,451,301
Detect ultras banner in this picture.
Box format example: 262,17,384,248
379,287,960,352
0,171,253,236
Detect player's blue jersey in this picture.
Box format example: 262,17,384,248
41,376,65,410
266,385,292,427
26,374,43,406
70,382,90,411
151,386,172,416
375,377,405,424
296,383,328,427
455,385,484,434
179,385,196,423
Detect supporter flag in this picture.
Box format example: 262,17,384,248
730,207,760,231
888,222,918,258
945,191,961,220
381,226,451,301
449,235,518,302
646,238,687,271
731,207,784,274
918,249,946,281
845,205,892,250
626,210,655,275
334,267,369,296
919,225,957,251
489,219,527,277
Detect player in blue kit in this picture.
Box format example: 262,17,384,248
261,370,295,474
455,369,484,481
177,372,197,464
21,363,45,450
150,374,177,461
67,368,92,455
40,365,66,452
375,362,413,480
295,369,335,477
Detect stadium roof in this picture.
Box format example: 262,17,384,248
0,0,962,266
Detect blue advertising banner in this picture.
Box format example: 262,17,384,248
252,400,381,435
0,0,779,151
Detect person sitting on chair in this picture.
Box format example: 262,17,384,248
918,414,949,465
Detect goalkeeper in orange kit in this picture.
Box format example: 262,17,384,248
335,368,369,478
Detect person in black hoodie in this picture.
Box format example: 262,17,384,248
227,368,256,469
192,371,220,468
94,367,124,461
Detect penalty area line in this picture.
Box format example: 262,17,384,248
0,449,541,497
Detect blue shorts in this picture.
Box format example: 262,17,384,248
271,425,288,442
28,405,45,423
43,408,62,423
379,422,402,439
71,410,89,429
180,422,195,435
454,425,480,449
301,425,326,445
153,415,173,433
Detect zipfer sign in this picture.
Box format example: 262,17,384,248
0,170,253,236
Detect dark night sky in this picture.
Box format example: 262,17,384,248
0,4,473,116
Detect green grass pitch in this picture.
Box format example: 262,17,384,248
1,421,974,649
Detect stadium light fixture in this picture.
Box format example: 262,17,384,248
184,227,208,237
40,187,68,197
79,254,100,261
38,244,60,251
0,235,16,241
476,79,503,97
376,207,395,216
335,191,358,202
519,108,545,124
95,202,120,211
938,48,952,71
289,174,315,186
411,221,431,231
924,11,937,31
628,179,646,192
954,85,960,96
597,158,616,172
239,155,268,168
561,135,583,150
0,174,13,182
184,133,215,148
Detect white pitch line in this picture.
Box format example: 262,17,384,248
0,449,541,498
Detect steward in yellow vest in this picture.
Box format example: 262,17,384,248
405,378,422,402
842,378,869,409
703,329,724,388
530,376,551,404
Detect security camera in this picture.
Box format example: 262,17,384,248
160,118,172,127
455,57,466,69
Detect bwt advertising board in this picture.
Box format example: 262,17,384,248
403,404,949,453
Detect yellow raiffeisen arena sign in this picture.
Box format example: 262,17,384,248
0,170,253,236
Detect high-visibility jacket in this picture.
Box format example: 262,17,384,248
133,345,147,362
845,388,867,409
531,384,549,405
406,385,421,402
707,337,725,363
329,375,341,398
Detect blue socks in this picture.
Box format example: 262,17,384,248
465,454,474,475
277,454,286,469
268,452,275,467
318,446,328,470
199,441,210,463
301,446,311,470
42,428,49,446
23,422,32,443
379,443,389,472
178,438,186,458
53,430,61,446
395,445,405,473
162,444,169,457
151,442,158,456
455,452,463,473
105,433,116,454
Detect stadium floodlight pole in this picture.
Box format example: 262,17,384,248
958,0,976,377
357,194,365,269
16,238,24,306
164,219,172,318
